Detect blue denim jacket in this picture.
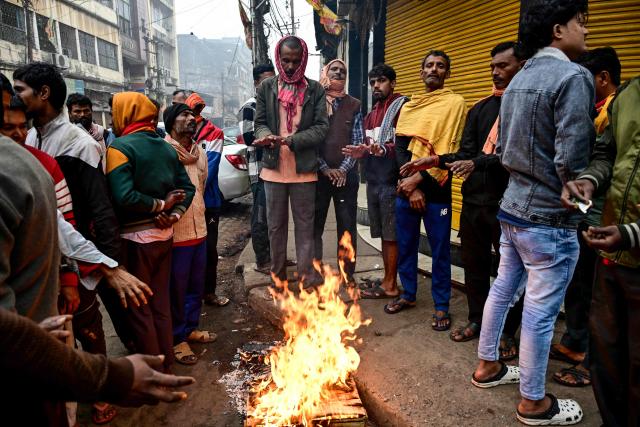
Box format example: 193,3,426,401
497,48,595,229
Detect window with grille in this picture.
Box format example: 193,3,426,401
116,0,132,37
79,30,96,64
36,14,57,53
0,1,26,44
98,38,118,70
58,22,77,59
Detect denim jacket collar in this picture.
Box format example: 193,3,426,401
533,47,570,62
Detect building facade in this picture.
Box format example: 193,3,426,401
177,34,253,127
114,0,179,107
0,0,124,126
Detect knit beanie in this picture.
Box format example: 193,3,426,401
163,103,192,135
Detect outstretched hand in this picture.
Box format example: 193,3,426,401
39,314,73,341
342,144,369,159
102,266,154,309
114,354,195,407
399,155,439,177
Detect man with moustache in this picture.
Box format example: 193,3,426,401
163,103,215,365
314,59,363,285
384,51,467,333
67,93,113,163
343,63,407,298
253,35,329,286
404,42,525,358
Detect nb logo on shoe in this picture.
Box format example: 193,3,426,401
440,208,448,216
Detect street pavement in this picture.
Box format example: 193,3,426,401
239,193,601,426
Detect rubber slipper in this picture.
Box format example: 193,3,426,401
500,333,519,361
384,297,416,314
92,403,117,425
431,312,451,331
450,322,480,342
552,365,591,388
187,330,217,343
174,342,198,365
360,285,398,299
516,394,583,425
471,362,520,388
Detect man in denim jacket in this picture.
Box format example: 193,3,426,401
470,1,594,425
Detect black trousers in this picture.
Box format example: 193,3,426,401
251,180,271,266
589,258,640,427
204,207,220,294
313,171,358,280
560,226,597,366
97,279,135,351
460,203,523,335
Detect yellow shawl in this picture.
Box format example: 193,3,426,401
396,88,467,185
111,92,158,136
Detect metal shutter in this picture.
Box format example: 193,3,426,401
586,0,640,82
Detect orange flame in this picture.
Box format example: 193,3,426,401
249,232,370,426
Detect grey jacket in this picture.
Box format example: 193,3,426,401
254,75,329,174
497,47,595,228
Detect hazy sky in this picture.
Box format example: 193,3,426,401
175,0,321,79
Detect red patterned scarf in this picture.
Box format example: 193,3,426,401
275,36,309,133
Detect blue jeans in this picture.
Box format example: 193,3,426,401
478,222,579,400
170,241,207,344
396,197,451,311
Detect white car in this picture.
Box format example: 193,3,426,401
157,122,250,201
219,137,250,201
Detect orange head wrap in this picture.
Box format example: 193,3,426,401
111,92,158,136
185,92,206,124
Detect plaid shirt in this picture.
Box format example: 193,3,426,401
239,97,261,184
318,97,363,173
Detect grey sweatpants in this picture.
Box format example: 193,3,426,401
264,181,316,282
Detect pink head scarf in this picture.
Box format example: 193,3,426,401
275,35,309,133
319,59,347,117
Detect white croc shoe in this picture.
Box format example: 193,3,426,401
516,394,583,425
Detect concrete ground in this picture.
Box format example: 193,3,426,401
240,200,601,427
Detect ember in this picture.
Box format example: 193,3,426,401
247,232,370,426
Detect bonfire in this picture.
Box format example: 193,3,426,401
248,233,371,426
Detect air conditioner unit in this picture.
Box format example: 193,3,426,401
54,53,70,69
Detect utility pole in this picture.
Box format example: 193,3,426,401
21,0,33,63
250,0,270,65
290,0,295,35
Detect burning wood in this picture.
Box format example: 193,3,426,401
245,233,370,426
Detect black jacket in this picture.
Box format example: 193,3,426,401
439,95,509,207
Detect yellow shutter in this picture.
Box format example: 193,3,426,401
586,0,640,83
385,0,520,230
